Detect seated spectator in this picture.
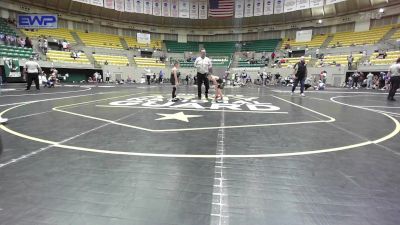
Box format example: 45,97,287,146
71,51,77,60
62,40,68,51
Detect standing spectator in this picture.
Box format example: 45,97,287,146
105,71,111,83
271,52,276,62
287,48,293,58
194,48,212,99
25,37,32,48
145,68,152,85
351,71,360,89
320,71,327,84
24,57,42,91
291,56,307,97
387,57,400,101
316,48,320,59
366,72,374,89
347,54,353,69
43,38,48,53
159,70,164,84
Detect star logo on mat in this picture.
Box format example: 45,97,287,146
155,112,202,123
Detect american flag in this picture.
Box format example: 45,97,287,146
208,0,234,18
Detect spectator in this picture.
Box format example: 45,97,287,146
347,54,353,69
366,72,374,89
105,71,111,83
62,40,68,51
42,38,48,53
159,70,164,83
25,37,32,48
351,71,360,89
104,60,109,65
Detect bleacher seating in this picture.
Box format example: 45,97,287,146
46,50,90,64
21,28,75,43
329,26,391,47
124,37,162,49
165,41,199,53
241,39,280,52
391,28,400,40
279,56,312,68
0,45,33,59
0,19,16,36
93,54,128,65
238,59,265,68
203,42,236,54
281,35,327,49
369,51,399,65
76,31,123,49
134,57,165,68
315,53,362,67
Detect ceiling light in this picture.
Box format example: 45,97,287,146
379,8,384,13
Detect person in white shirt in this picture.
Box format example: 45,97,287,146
145,68,152,85
194,48,212,99
24,57,42,91
387,57,400,101
366,72,374,89
62,40,68,51
105,71,111,83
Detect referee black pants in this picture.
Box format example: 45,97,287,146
197,72,209,99
388,76,400,99
26,73,40,90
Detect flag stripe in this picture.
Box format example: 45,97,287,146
209,0,234,18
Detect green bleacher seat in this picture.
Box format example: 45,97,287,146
241,39,280,52
165,41,199,53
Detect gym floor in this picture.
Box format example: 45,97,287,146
0,85,399,225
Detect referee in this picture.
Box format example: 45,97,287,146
194,48,212,99
388,57,400,101
24,57,42,91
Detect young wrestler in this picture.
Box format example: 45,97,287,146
170,61,180,102
208,74,224,103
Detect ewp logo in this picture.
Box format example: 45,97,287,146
17,14,58,29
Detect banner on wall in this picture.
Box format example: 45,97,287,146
135,0,144,13
104,0,115,9
115,0,125,11
125,0,134,12
296,29,312,42
17,14,58,29
274,0,283,14
254,0,263,16
284,0,297,12
296,0,310,10
4,58,21,78
235,0,244,18
264,0,273,15
189,0,198,19
244,0,254,17
90,0,104,7
310,0,324,8
198,0,207,19
326,0,346,4
137,33,151,44
153,0,162,16
162,0,171,16
73,0,91,4
171,0,179,17
144,0,153,14
179,0,189,18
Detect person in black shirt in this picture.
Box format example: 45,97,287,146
291,57,307,97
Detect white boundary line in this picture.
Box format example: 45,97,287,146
0,87,92,97
52,95,334,132
0,94,398,158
